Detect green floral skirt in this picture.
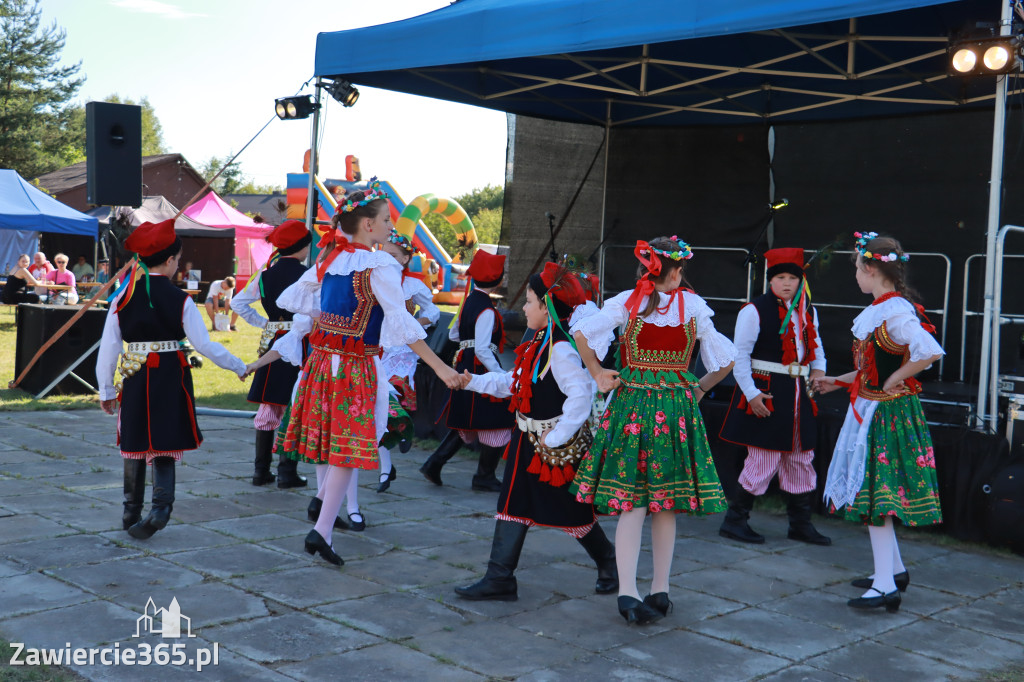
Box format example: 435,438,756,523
378,394,413,451
570,378,726,516
839,395,943,527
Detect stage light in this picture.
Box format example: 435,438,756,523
324,79,359,107
274,95,317,120
949,35,1022,75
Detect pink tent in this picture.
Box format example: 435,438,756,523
175,192,274,289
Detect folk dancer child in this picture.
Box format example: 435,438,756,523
718,248,831,545
453,263,618,601
421,249,514,492
570,236,737,624
246,181,460,565
96,220,247,539
377,231,441,492
231,220,312,488
816,233,943,613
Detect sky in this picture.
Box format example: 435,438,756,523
39,0,510,198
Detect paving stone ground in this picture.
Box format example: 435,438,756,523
0,409,1021,681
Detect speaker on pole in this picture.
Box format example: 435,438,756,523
86,101,143,207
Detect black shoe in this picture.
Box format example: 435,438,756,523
472,445,504,492
304,529,344,566
377,465,397,493
399,438,412,454
643,592,674,617
306,496,350,530
276,457,307,489
847,587,901,612
420,431,463,486
851,570,910,592
454,576,518,601
786,491,831,545
617,596,663,625
471,476,503,493
347,511,366,532
128,506,171,540
252,430,276,486
719,488,765,544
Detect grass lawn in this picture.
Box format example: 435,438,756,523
0,302,266,412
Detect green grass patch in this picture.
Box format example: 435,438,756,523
0,301,265,412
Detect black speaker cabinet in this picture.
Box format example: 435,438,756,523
14,304,108,396
86,101,142,207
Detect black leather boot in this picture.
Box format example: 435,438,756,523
471,445,504,492
129,457,175,540
419,431,462,486
786,491,832,545
122,459,147,530
277,456,307,489
718,487,765,544
577,521,619,594
252,429,276,486
455,520,529,601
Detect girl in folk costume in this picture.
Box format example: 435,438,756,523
421,249,514,492
377,231,441,492
718,248,831,546
96,220,247,539
247,180,460,565
569,236,737,625
231,220,312,489
453,263,618,601
816,233,943,613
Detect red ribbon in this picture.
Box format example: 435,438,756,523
315,231,367,281
913,302,937,334
835,376,864,424
624,240,663,317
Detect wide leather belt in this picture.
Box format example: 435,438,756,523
258,321,293,356
516,411,560,434
458,339,498,354
751,359,810,378
266,321,292,332
125,340,181,353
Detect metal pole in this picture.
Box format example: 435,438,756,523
304,79,324,266
598,100,611,303
975,0,1011,430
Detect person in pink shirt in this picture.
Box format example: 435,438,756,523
45,253,78,303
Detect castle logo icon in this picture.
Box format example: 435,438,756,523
133,597,195,639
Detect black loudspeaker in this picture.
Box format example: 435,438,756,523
86,101,142,207
14,304,108,396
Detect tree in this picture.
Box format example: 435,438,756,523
101,95,167,156
199,153,245,195
0,0,85,178
420,185,505,256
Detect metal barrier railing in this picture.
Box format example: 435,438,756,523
601,245,754,305
961,252,1024,382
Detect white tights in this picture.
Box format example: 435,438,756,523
312,465,362,543
615,508,676,600
864,517,902,596
378,446,392,481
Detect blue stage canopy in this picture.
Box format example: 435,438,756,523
314,0,999,125
0,170,98,237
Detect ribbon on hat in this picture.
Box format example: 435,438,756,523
623,240,661,317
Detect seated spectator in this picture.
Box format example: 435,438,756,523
2,254,42,304
175,261,194,284
96,259,111,285
204,276,238,331
72,255,94,281
29,251,53,297
45,253,78,304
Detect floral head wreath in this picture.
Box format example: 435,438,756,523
650,235,694,262
337,176,389,214
386,228,415,255
854,231,909,263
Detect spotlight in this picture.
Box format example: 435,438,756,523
274,95,317,120
324,79,359,107
949,35,1022,75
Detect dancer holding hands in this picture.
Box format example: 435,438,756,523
570,236,736,624
816,232,943,612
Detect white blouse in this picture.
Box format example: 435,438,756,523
96,275,246,401
850,296,944,362
572,289,736,372
448,305,502,373
466,341,595,448
271,249,426,367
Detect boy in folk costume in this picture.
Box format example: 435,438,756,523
454,263,617,601
421,249,514,492
719,248,831,545
231,220,312,488
96,220,247,539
